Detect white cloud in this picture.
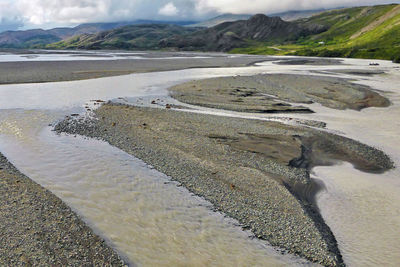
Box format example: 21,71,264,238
159,2,179,16
15,0,120,25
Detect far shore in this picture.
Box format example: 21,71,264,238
0,51,344,85
0,53,268,84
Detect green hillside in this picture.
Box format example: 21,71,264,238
232,4,400,62
0,20,197,49
47,24,198,50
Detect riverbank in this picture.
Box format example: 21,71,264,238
0,50,348,85
0,52,272,84
55,102,393,266
0,153,125,266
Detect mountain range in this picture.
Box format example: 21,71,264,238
159,15,327,51
1,4,399,62
47,24,199,50
0,20,196,48
0,9,324,49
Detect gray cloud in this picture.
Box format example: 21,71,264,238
0,0,24,32
0,18,24,32
195,0,400,14
0,0,399,31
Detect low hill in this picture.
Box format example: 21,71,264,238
47,24,199,50
0,29,61,48
296,4,400,61
234,4,400,62
160,14,327,51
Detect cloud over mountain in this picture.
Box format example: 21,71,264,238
159,2,179,16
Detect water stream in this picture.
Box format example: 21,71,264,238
0,54,399,266
0,109,302,266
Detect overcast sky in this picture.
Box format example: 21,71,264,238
1,0,399,31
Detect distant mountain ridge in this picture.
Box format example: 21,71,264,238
0,20,197,48
270,9,327,21
187,14,252,28
186,10,324,28
159,14,327,51
0,10,328,48
50,14,326,52
46,24,199,50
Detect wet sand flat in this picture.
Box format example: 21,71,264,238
169,74,390,113
0,54,272,84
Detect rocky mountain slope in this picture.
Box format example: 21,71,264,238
187,10,326,28
159,14,327,51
